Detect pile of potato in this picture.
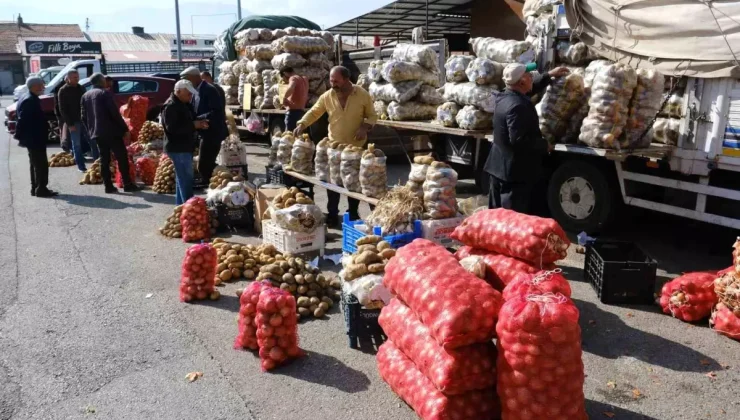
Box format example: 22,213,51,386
49,152,75,167
257,255,342,318
213,240,282,284
262,187,314,221
138,121,164,144
153,155,176,194
344,235,397,281
209,166,245,190
159,205,183,238
79,159,116,185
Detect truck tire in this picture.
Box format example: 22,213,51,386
547,160,614,233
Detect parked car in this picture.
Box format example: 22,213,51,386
150,72,182,82
5,75,175,141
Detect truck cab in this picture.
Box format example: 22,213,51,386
13,65,66,101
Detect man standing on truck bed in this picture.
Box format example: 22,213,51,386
180,66,228,183
58,69,89,172
294,66,377,226
280,67,308,131
484,63,569,213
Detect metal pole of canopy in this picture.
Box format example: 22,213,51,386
355,19,359,48
426,0,429,37
237,0,242,20
175,0,182,62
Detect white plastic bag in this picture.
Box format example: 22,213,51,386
273,204,325,233
245,111,263,134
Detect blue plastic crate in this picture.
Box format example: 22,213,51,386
341,213,422,254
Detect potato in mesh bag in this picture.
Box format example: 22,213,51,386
465,58,504,86
455,105,492,130
660,91,684,118
561,42,598,66
624,68,665,149
314,138,330,182
307,52,331,69
442,82,498,113
369,81,422,103
423,162,458,219
356,74,372,91
435,102,461,127
254,95,265,109
254,83,265,96
219,72,238,86
246,44,275,61
445,55,473,83
277,133,295,166
535,73,586,144
387,101,438,121
247,71,263,86
271,53,306,70
328,143,346,186
563,98,590,144
652,118,680,145
374,100,389,120
272,94,282,109
391,43,438,71
275,36,329,54
273,204,325,233
416,85,445,105
381,60,440,87
289,135,315,174
367,60,385,82
268,133,281,166
246,59,272,74
296,66,329,81
360,144,387,199
470,37,534,63
406,155,433,198
341,146,363,192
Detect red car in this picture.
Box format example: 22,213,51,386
4,75,175,141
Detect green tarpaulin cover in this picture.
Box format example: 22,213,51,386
214,15,322,61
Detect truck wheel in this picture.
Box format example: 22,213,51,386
547,160,614,233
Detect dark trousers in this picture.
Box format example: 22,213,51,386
27,146,49,193
489,175,534,214
327,191,360,219
284,109,305,132
96,136,133,187
198,138,222,183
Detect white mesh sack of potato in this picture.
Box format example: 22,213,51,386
579,63,638,149
374,100,389,120
442,82,498,113
561,42,598,66
455,105,493,130
391,43,438,71
268,133,282,167
445,55,473,83
435,102,461,127
423,161,459,219
328,142,346,186
562,95,590,144
660,88,685,118
584,60,612,88
360,144,388,199
387,101,438,121
271,28,287,39
381,60,440,87
369,81,422,103
246,44,275,61
356,74,372,91
416,85,445,105
274,36,329,54
340,146,363,193
273,204,325,233
247,71,263,87
260,85,278,109
277,133,295,167
309,78,328,95
367,60,385,82
271,53,306,70
296,66,329,81
469,37,535,63
288,135,315,174
254,83,265,96
238,73,248,106
307,52,331,69
272,94,282,109
314,138,330,182
536,73,586,144
406,155,433,198
246,59,272,74
319,31,335,50
465,58,504,86
624,68,665,149
218,71,238,86
652,118,680,145
254,95,264,109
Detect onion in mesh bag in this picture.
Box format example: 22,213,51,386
624,68,665,149
179,243,217,302
503,268,572,301
465,58,504,86
360,144,387,198
536,73,586,144
234,281,274,350
445,55,473,83
271,53,306,70
340,145,363,192
659,272,717,322
288,135,314,174
435,101,461,127
367,60,385,82
456,246,557,291
391,43,438,71
387,101,438,121
381,60,440,87
470,37,534,63
374,100,389,120
314,138,330,182
369,81,422,103
652,117,680,145
711,303,740,340
442,82,498,113
423,161,458,219
455,105,492,130
328,143,345,186
274,36,329,54
416,85,445,105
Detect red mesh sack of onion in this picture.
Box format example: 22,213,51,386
451,209,569,265
384,239,503,349
456,246,556,291
378,298,497,395
180,197,210,243
377,340,500,420
711,303,740,340
114,155,137,188
503,268,572,302
255,287,304,371
497,293,587,420
135,155,159,186
234,281,274,350
179,243,218,302
659,272,717,322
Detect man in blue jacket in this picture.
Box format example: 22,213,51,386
180,66,228,183
15,77,58,197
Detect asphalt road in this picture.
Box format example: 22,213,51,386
1,98,738,420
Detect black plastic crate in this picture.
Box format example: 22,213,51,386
340,291,385,349
584,240,658,305
214,202,254,232
264,165,314,197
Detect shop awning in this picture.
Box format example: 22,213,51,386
328,0,473,38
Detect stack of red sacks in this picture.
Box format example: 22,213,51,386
114,155,137,188
377,239,503,420
120,95,149,145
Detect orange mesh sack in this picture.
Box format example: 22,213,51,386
384,239,504,349
378,298,497,395
503,269,572,302
256,287,304,371
179,243,217,302
135,156,159,185
234,281,274,350
180,197,210,243
114,155,137,188
659,272,717,322
710,303,740,341
456,246,556,291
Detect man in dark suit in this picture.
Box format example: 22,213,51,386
180,66,228,182
200,71,226,107
81,73,140,194
15,77,58,197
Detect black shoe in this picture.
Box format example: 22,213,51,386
105,185,118,194
31,189,36,197
36,189,59,198
325,214,339,227
123,184,142,192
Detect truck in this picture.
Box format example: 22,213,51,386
13,65,64,100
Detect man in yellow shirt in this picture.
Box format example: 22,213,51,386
294,66,377,225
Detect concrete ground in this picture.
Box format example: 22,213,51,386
1,98,738,420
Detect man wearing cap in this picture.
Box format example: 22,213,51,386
15,77,58,197
161,80,209,205
180,66,228,183
484,63,569,213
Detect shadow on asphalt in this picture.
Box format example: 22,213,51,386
58,194,152,210
574,299,718,373
198,293,240,313
276,350,371,393
586,400,659,420
139,191,177,206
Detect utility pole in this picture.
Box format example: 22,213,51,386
237,0,242,20
175,0,182,62
85,18,90,32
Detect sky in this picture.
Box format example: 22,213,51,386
0,0,390,35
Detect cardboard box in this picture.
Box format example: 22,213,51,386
254,185,286,233
421,216,466,247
